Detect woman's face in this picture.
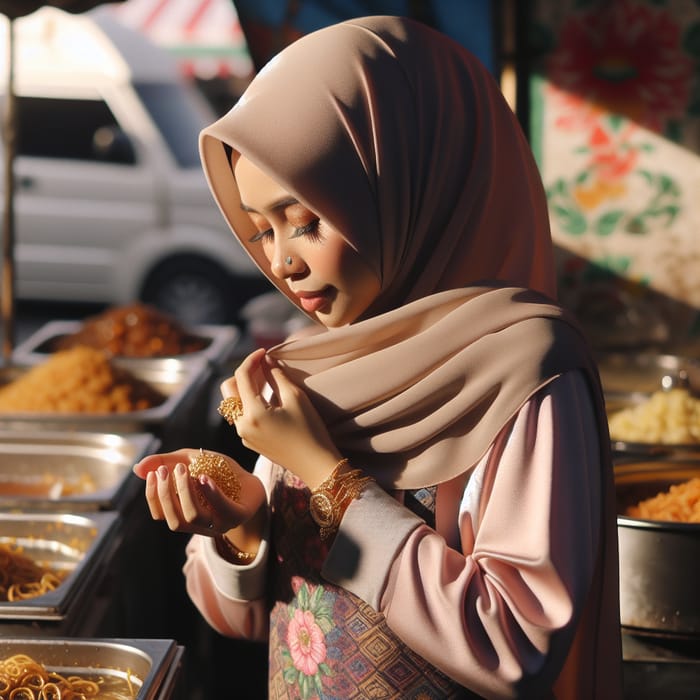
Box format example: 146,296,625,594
233,154,381,328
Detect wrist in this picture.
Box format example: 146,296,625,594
309,458,374,541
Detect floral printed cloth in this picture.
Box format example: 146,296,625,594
266,469,469,699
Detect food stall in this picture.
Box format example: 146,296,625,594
0,303,245,698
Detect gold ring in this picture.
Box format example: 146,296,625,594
218,396,244,425
188,448,241,502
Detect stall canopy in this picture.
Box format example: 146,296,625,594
109,0,253,80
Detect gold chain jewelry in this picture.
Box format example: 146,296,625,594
188,448,241,502
309,458,374,541
218,396,244,425
215,535,256,564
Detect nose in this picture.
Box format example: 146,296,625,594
270,242,305,279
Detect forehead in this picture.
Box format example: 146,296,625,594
234,154,291,210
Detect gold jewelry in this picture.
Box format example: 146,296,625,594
188,448,241,502
218,396,244,425
309,458,374,541
215,534,256,564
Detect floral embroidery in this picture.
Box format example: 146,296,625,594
281,581,333,698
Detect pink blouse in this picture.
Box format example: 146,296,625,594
183,370,623,698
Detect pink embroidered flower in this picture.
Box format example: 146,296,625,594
287,609,327,676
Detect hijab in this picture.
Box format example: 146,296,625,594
199,16,602,489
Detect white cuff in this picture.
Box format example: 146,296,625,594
202,534,269,601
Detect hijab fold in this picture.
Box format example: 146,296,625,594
199,16,601,489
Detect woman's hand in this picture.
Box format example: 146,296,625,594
220,348,342,490
133,448,266,536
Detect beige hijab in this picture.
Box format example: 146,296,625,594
199,16,602,489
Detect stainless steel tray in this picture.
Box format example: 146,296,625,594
11,319,241,372
0,510,120,619
0,637,183,700
598,352,700,395
0,357,212,449
0,430,159,512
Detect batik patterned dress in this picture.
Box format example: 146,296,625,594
266,468,470,700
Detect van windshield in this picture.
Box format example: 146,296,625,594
134,82,214,169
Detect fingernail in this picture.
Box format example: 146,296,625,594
157,465,168,480
175,463,187,476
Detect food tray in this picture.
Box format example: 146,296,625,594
0,357,212,450
597,352,700,395
11,320,241,372
0,637,183,700
0,430,159,512
615,460,700,637
0,510,120,620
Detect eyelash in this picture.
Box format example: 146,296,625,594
249,220,322,244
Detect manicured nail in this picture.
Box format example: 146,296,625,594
157,465,168,480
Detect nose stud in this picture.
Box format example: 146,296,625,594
285,256,293,265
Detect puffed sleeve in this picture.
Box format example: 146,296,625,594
182,455,275,642
322,370,617,699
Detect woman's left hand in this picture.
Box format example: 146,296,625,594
221,348,342,489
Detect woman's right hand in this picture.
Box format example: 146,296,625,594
132,448,266,538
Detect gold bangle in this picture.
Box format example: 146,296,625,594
309,458,374,541
215,534,256,564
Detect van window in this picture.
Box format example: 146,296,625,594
16,96,136,164
134,82,210,169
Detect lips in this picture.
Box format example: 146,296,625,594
295,288,329,313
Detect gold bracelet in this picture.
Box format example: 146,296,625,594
309,458,374,541
215,535,256,565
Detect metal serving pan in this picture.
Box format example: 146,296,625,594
615,459,700,638
11,319,241,372
0,510,120,621
0,637,184,700
0,357,212,450
597,352,700,396
0,430,158,512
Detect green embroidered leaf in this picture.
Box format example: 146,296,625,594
309,585,324,610
319,662,332,676
595,210,625,236
316,616,335,635
300,672,311,698
552,205,587,235
298,584,310,610
314,674,324,696
625,216,647,234
283,666,297,684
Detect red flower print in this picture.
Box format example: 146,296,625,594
547,0,693,132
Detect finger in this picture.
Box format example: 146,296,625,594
155,465,185,531
219,374,239,399
234,349,268,406
197,474,248,521
144,471,165,520
133,449,199,478
173,462,212,529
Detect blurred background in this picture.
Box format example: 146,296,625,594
3,0,700,359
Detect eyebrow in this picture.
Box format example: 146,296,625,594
240,196,299,215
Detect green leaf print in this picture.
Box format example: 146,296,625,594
595,210,625,236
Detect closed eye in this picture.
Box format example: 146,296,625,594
291,220,323,242
249,228,273,243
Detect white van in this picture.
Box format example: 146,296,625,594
0,7,268,324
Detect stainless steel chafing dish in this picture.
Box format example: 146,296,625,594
599,352,700,458
0,357,211,450
0,430,158,512
0,637,184,700
0,511,120,622
11,319,241,373
615,459,700,639
598,352,700,396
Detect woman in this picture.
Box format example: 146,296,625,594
133,15,623,699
